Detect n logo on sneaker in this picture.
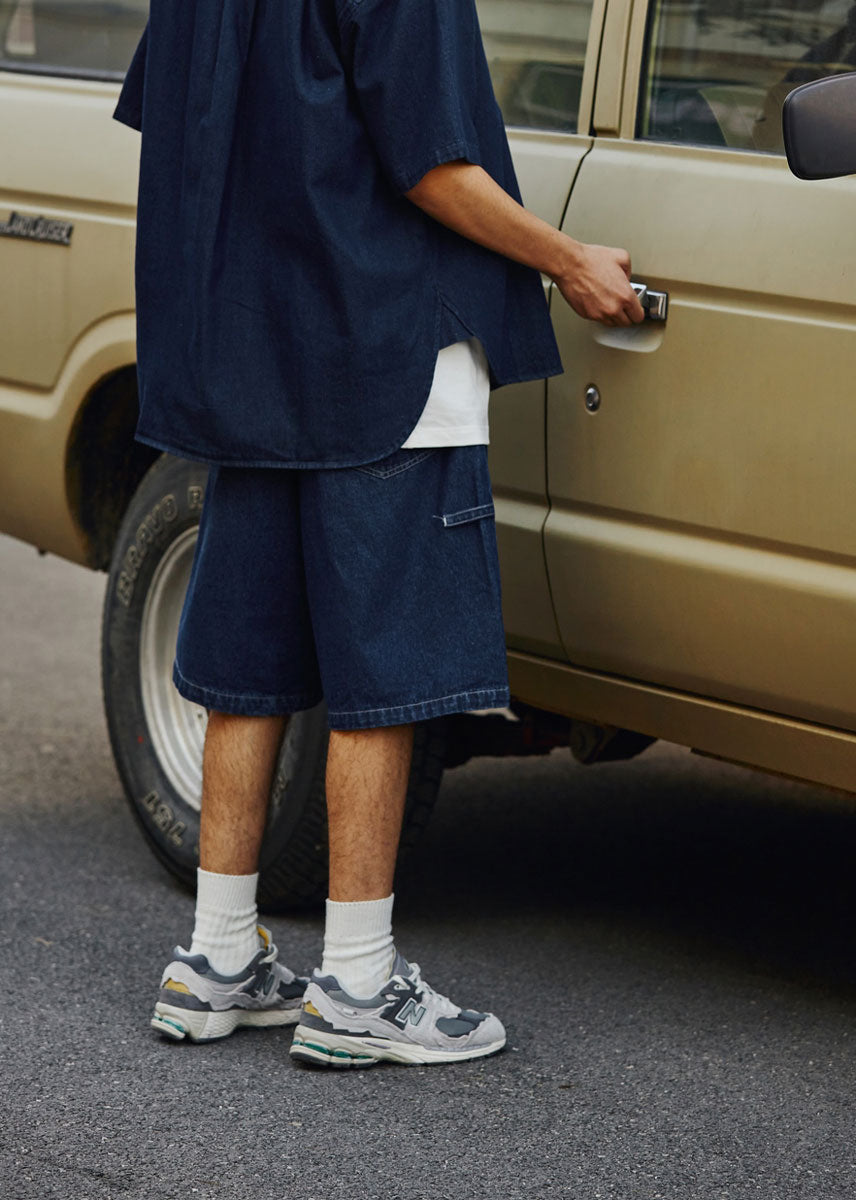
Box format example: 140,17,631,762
397,998,427,1027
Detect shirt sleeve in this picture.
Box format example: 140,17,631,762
337,0,488,195
113,25,148,132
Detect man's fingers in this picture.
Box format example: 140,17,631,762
558,244,645,324
629,293,646,323
600,295,644,327
599,291,642,326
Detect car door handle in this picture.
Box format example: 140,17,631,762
631,282,669,322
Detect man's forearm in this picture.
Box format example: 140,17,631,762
404,160,644,326
405,160,580,280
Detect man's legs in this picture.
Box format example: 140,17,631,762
291,715,506,1067
199,711,285,875
188,717,411,983
319,724,413,999
189,719,412,990
150,711,307,1042
197,717,411,889
186,712,285,975
195,717,411,890
326,724,413,901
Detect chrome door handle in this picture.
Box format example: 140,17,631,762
631,282,669,322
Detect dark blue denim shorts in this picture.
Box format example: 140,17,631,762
173,445,510,730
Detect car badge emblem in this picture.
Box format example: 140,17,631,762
0,210,73,246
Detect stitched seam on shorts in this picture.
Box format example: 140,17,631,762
330,687,504,720
433,503,495,527
173,663,316,707
356,449,436,480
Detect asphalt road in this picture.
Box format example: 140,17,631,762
3,531,856,1200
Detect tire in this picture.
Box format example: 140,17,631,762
101,454,445,910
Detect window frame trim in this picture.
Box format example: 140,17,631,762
579,0,609,138
618,0,651,139
592,0,633,135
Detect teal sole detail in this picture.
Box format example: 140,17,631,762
290,1035,376,1069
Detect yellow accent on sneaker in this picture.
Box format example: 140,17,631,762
304,1001,322,1018
257,926,272,950
164,978,193,995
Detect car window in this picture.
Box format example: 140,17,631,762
0,0,147,79
476,0,595,133
638,0,856,153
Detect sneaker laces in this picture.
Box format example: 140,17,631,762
394,962,459,1019
267,948,300,987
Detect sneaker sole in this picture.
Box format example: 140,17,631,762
289,1024,506,1068
152,1002,301,1043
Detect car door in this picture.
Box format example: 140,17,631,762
477,0,606,658
543,0,856,731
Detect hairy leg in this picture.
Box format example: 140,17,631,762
326,724,415,901
199,711,287,875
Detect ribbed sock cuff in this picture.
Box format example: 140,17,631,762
189,869,260,976
322,894,395,998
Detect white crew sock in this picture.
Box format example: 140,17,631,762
321,894,395,998
189,868,261,976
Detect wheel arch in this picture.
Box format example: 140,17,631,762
65,365,160,570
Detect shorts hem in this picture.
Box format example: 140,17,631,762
173,663,322,717
327,686,510,731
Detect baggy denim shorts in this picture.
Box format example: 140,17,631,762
172,445,510,730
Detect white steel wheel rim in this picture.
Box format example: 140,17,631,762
139,526,207,811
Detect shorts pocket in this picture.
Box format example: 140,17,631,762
356,448,436,480
436,502,495,527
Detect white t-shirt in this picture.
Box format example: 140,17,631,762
401,338,490,448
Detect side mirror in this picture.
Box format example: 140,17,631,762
783,73,856,180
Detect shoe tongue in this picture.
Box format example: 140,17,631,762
390,951,415,981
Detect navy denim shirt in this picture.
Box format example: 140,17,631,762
115,0,563,467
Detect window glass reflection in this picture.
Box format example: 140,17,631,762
640,0,856,153
477,0,595,133
1,0,147,78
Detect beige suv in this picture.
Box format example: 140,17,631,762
3,0,855,906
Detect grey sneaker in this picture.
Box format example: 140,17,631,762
290,952,506,1068
151,925,308,1042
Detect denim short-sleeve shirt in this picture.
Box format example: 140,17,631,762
115,0,563,468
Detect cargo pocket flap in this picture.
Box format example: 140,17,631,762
437,503,495,528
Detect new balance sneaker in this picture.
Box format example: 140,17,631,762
290,952,506,1068
151,926,308,1042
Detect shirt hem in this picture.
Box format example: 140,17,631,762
401,425,489,449
132,430,438,471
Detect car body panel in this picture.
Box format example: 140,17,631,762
508,649,856,793
0,69,135,560
490,133,593,659
0,73,136,388
0,314,135,559
545,52,856,731
485,0,605,658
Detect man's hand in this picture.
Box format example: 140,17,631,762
552,241,644,327
405,161,645,328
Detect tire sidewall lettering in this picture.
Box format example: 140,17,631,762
115,492,181,608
